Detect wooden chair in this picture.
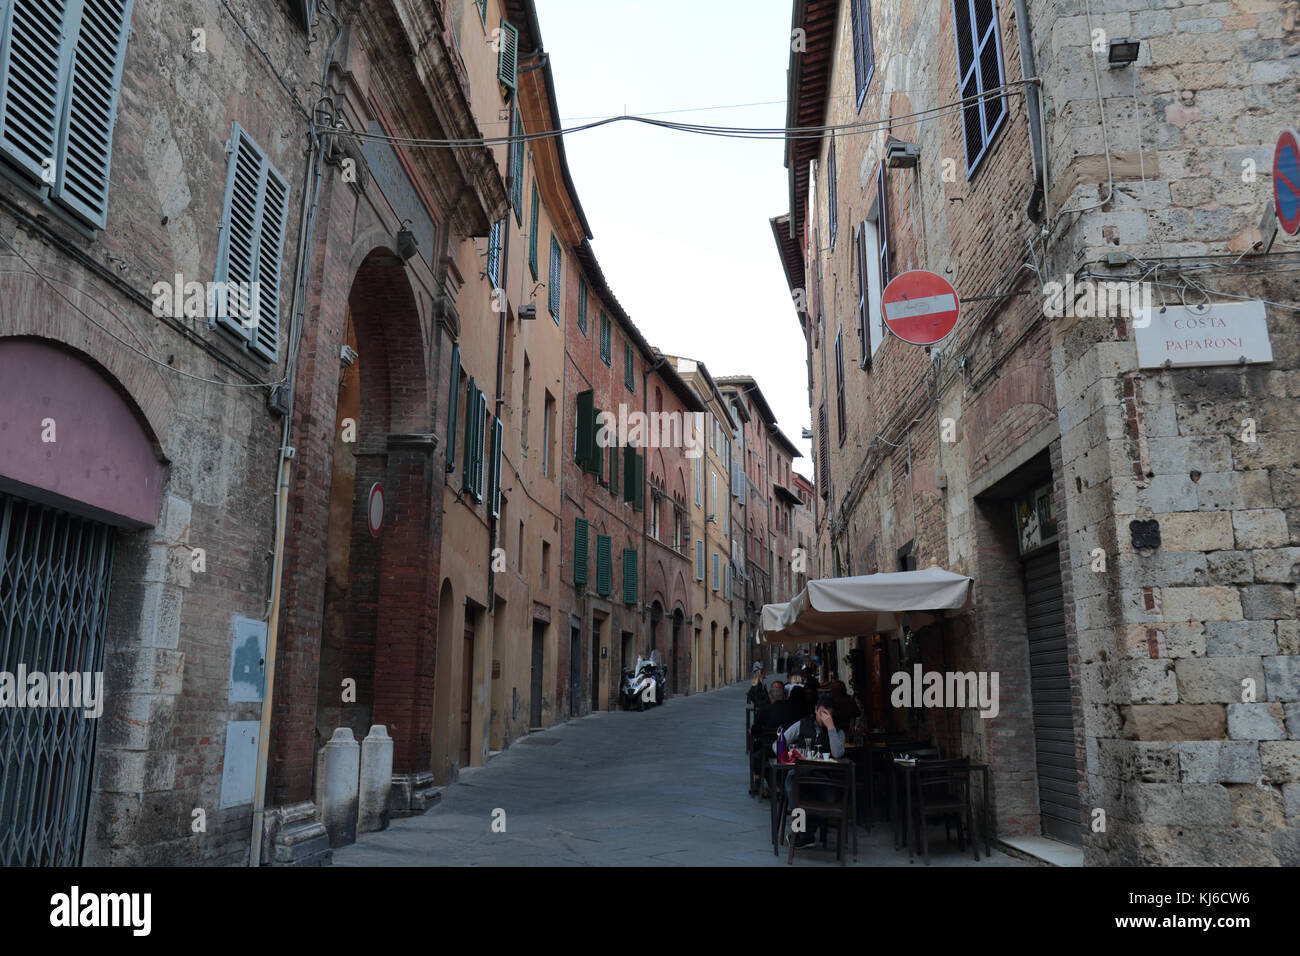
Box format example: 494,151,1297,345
786,759,856,865
751,729,778,797
912,757,976,865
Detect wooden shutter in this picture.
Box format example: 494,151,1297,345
600,312,611,365
445,343,460,470
50,0,133,228
528,180,539,278
489,416,503,518
475,390,488,500
624,344,634,391
609,441,619,496
548,236,562,321
877,168,891,287
818,402,829,499
497,20,519,91
214,124,288,363
509,109,523,221
576,389,593,468
595,409,604,481
622,548,638,605
577,276,588,334
695,540,705,580
633,452,644,512
623,445,636,504
487,219,503,288
0,0,75,182
827,133,837,247
596,534,612,596
856,223,871,368
573,518,588,586
463,376,477,492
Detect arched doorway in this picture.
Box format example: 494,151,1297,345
671,608,684,696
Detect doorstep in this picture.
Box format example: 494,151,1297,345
997,835,1084,867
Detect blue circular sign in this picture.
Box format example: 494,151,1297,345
1275,130,1300,236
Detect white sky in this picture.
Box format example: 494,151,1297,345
534,0,813,478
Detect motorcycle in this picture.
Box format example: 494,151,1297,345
620,657,659,711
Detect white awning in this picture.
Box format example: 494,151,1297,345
757,567,973,645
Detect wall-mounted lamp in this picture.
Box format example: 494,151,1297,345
885,136,920,168
1108,37,1141,68
395,219,419,262
518,303,537,320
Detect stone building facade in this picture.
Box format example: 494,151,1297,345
776,0,1299,863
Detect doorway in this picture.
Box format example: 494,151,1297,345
530,621,545,728
460,606,477,767
569,625,581,718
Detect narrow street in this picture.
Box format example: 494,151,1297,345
334,682,1025,867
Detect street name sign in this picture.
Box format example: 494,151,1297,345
1134,300,1273,369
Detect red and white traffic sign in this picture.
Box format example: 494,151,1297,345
367,482,384,537
1274,129,1300,236
881,270,960,346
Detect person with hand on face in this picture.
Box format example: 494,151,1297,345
773,698,846,846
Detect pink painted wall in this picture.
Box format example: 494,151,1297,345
0,338,164,527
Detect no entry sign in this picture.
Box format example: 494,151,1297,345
1275,129,1300,236
881,270,960,345
367,482,384,537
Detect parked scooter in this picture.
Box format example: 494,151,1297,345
620,657,659,711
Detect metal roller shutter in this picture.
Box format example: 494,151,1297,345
1022,544,1081,845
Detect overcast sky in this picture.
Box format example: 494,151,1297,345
533,0,813,478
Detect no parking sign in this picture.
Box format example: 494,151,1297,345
1275,129,1300,236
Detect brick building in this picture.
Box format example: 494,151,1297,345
775,0,1299,863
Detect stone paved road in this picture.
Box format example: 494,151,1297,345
334,680,1026,866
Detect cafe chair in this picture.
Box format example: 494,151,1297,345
912,757,976,865
787,759,857,866
751,729,779,798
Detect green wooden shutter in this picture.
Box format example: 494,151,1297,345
463,376,476,492
577,276,588,335
575,389,593,468
548,235,562,321
497,20,519,91
50,0,134,228
609,441,619,496
622,548,638,605
573,518,588,587
633,452,644,512
0,0,75,182
489,416,503,518
596,534,612,596
474,391,487,500
623,445,636,504
595,410,604,481
509,109,523,221
528,180,539,278
445,343,460,470
624,344,634,391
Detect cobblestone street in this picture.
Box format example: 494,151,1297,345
334,682,1025,867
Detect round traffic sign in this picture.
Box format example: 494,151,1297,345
1274,129,1300,236
367,482,384,537
881,270,960,345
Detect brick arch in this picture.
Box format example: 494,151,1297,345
673,466,686,502
671,568,689,619
0,268,173,452
650,447,667,484
347,248,429,434
648,556,668,609
967,363,1055,469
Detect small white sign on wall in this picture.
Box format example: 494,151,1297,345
1135,300,1273,369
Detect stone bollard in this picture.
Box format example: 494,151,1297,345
315,727,360,848
358,725,394,833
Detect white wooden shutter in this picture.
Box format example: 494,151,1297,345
214,124,288,363
0,0,76,181
51,0,133,228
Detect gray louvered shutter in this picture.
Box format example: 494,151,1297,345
51,0,134,228
0,0,74,182
497,20,518,91
695,540,705,580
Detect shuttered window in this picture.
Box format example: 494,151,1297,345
876,167,891,287
575,389,599,473
712,552,721,591
827,134,837,249
855,224,871,368
599,311,611,365
213,123,289,363
850,0,875,110
624,344,635,392
528,180,539,279
724,567,731,599
952,0,1008,175
573,518,589,586
595,534,612,596
0,0,133,229
487,218,503,289
622,446,643,511
834,328,846,444
695,540,705,581
608,440,619,496
497,19,519,92
622,548,638,605
548,235,562,322
463,377,486,501
577,275,588,335
818,402,829,499
694,458,702,506
508,109,524,222
445,343,461,470
489,416,503,518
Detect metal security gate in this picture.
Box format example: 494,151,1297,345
1022,545,1081,845
0,492,116,866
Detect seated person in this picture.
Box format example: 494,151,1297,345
747,663,770,706
772,702,847,847
750,682,792,792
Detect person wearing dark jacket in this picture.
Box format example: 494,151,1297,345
747,665,770,707
749,682,793,793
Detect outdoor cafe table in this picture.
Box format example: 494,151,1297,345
890,757,992,863
765,757,857,856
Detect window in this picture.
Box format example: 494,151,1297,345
599,312,611,365
712,552,721,591
541,540,551,589
577,275,588,335
651,494,660,540
213,124,289,362
624,344,635,391
835,329,846,444
521,354,531,449
596,535,612,596
548,235,562,322
622,549,638,605
463,377,486,500
489,416,503,518
497,19,519,91
0,0,133,229
574,518,589,586
445,343,461,471
953,0,1008,175
850,0,876,110
875,167,892,289
695,540,705,581
543,390,555,478
528,180,539,278
827,134,838,249
508,109,524,221
694,458,703,507
817,402,829,499
709,470,716,517
487,218,503,290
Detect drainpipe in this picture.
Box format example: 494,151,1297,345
248,6,342,867
489,183,512,611
1014,0,1047,222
